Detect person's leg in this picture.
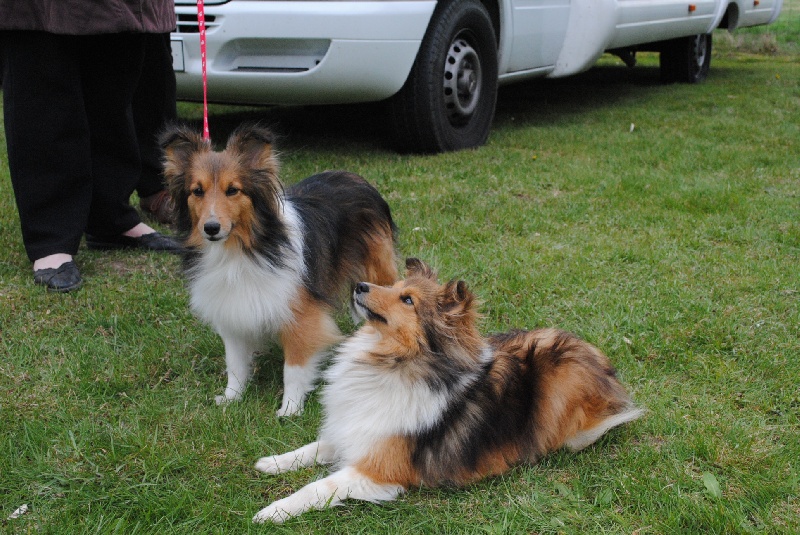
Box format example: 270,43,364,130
1,31,92,264
81,33,147,238
135,32,178,199
79,33,182,252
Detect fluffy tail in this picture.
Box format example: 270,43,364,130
564,405,645,452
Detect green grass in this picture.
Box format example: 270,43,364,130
715,0,800,55
2,11,799,534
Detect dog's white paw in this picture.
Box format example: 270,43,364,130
276,399,304,417
254,455,284,474
214,392,243,406
252,502,293,524
254,448,313,473
255,442,328,474
253,494,312,524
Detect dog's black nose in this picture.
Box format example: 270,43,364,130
204,221,221,236
355,282,370,294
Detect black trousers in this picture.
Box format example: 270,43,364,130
134,32,178,198
2,31,146,261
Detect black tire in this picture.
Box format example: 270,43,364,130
660,33,712,84
388,0,498,153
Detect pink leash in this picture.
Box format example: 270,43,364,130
197,0,210,140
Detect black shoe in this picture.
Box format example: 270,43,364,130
33,261,83,292
86,232,184,253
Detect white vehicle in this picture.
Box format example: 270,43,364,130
171,0,783,152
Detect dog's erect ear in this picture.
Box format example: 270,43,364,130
226,124,276,170
160,124,209,170
405,258,437,280
159,125,209,189
438,280,475,315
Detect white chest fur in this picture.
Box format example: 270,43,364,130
186,202,305,340
319,328,453,465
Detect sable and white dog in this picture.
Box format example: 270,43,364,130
252,258,643,523
160,125,398,415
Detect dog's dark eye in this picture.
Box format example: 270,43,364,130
225,186,240,197
401,295,413,306
191,187,204,197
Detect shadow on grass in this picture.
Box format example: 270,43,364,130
493,64,663,129
190,101,391,153
186,61,743,153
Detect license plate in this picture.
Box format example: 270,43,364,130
171,38,185,72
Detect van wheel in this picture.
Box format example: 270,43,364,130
389,0,498,153
660,34,712,84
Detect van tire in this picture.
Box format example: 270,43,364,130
389,0,498,153
660,34,712,84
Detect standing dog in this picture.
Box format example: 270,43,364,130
253,258,643,523
160,125,398,415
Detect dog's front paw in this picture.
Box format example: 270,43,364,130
276,399,304,417
253,494,312,524
252,503,292,524
214,392,242,406
254,455,285,474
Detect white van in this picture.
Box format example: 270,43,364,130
171,0,783,152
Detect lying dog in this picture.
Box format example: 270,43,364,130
253,258,643,522
161,124,398,415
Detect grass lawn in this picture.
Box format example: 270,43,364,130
1,10,798,534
